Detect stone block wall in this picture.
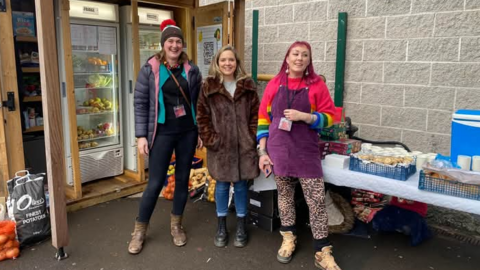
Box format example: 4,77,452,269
199,0,480,155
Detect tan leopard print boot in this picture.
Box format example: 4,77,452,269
277,231,297,263
314,245,342,270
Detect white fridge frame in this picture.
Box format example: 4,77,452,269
120,5,173,172
56,1,125,185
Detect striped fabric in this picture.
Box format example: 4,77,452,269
257,76,335,142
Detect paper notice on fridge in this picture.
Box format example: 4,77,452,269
84,25,97,47
71,24,85,47
196,25,222,77
98,26,117,55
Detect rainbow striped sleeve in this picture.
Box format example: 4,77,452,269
308,81,335,130
256,81,277,142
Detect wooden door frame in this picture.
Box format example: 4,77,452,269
58,0,83,199
191,1,234,68
0,72,9,198
35,0,69,250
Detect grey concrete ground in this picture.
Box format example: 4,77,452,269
1,198,479,270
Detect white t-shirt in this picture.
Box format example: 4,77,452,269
223,80,237,97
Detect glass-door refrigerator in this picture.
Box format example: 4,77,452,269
120,6,173,172
57,0,124,185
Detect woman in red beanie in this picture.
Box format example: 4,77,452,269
128,19,202,254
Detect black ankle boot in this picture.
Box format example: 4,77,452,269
234,216,248,248
214,216,228,247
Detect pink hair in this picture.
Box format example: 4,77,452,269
274,41,322,85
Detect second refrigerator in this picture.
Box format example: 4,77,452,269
120,5,173,172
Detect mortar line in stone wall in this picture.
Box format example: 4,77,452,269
361,123,403,130
367,104,450,111
344,81,430,87
379,106,383,126
406,40,409,61
365,0,368,17
326,0,329,20
403,86,406,107
380,10,475,18
464,0,467,10
429,63,433,87
348,36,480,42
453,89,458,111
401,128,450,137
307,22,312,40
342,60,480,64
292,4,295,23
352,82,480,91
458,38,462,61
359,83,363,104
361,42,365,61
382,62,385,83
409,0,413,14
384,17,388,39
432,13,437,38
362,101,453,112
323,41,327,61
426,109,429,132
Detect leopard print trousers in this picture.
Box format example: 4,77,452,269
275,176,328,239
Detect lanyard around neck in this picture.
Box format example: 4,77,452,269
286,76,304,109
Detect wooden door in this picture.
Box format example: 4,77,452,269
0,0,26,194
193,1,233,78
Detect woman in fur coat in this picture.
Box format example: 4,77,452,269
197,45,260,248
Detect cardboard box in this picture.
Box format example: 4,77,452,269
248,211,280,232
320,123,346,140
319,140,330,150
329,139,362,153
12,11,36,37
324,154,350,169
248,190,278,218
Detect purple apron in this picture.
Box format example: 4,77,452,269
267,84,323,178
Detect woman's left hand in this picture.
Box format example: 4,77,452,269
197,136,203,149
283,109,309,122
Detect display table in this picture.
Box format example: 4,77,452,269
322,165,480,215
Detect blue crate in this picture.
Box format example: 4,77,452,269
418,171,480,201
349,156,416,181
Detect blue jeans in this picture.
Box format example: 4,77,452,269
215,180,248,217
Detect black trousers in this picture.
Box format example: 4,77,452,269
138,128,198,222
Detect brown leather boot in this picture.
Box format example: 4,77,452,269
170,213,187,246
314,246,342,270
128,220,148,254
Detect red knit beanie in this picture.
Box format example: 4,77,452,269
160,19,184,47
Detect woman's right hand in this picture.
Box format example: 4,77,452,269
259,154,274,177
137,137,149,156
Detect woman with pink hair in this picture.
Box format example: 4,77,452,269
256,41,341,270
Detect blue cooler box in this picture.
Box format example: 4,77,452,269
451,110,480,164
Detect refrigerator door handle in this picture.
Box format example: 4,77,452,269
129,80,133,94
62,82,66,98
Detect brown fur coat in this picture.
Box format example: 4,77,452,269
196,76,260,182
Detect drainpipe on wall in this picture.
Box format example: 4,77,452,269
251,10,259,83
334,12,348,108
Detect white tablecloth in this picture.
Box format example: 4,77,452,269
323,165,480,215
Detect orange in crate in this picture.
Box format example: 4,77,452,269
0,221,20,261
162,175,175,200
